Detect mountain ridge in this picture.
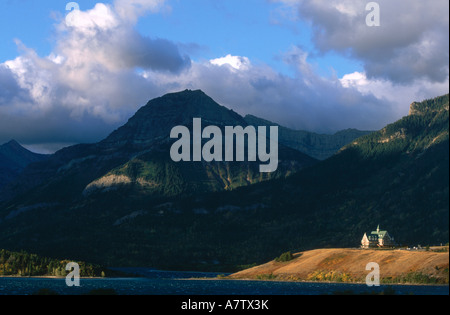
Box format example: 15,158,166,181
244,114,373,160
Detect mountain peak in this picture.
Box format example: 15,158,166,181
409,94,449,116
1,140,27,155
104,90,246,145
2,139,21,148
158,89,208,102
0,140,49,189
0,140,47,162
178,88,206,95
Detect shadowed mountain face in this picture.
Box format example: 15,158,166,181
0,92,446,272
0,140,48,190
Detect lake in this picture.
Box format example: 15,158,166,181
0,269,448,296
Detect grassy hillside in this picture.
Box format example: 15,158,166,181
230,248,449,285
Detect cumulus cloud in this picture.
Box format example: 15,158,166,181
0,1,189,149
276,0,449,84
210,55,251,71
62,3,190,73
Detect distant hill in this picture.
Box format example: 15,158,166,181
0,140,48,190
244,115,373,160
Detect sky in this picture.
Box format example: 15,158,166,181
0,0,449,153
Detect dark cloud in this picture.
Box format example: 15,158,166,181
0,108,118,147
0,65,31,105
119,34,191,73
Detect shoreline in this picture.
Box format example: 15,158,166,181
220,277,449,287
180,276,449,287
0,275,108,280
1,275,448,287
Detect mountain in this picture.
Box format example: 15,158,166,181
103,89,251,146
0,140,48,190
244,115,373,160
0,93,447,272
0,90,316,206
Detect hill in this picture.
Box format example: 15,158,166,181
229,248,449,285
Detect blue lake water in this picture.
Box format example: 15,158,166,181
0,269,448,296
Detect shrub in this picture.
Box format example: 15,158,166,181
256,274,276,280
275,251,294,262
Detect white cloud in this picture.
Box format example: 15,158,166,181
210,55,251,71
341,71,450,117
65,3,119,34
340,72,368,89
333,1,358,17
113,0,168,24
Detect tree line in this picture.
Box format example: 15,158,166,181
0,249,106,277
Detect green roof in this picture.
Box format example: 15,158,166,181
369,225,389,239
371,230,388,238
